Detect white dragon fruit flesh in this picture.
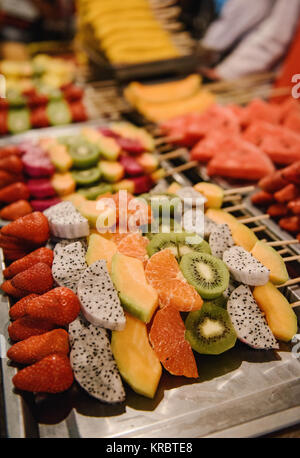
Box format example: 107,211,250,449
227,285,279,350
223,246,270,286
209,223,234,259
44,201,89,239
52,242,87,293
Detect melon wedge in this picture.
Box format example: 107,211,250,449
111,253,158,323
205,209,238,230
194,182,224,209
251,241,289,285
253,282,298,342
111,312,162,398
231,223,258,252
86,233,117,271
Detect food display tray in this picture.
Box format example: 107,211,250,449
0,128,299,438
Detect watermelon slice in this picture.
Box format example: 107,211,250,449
260,129,300,165
283,111,300,133
191,132,241,163
206,140,275,181
241,99,281,127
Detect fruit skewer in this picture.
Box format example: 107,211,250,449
276,277,300,288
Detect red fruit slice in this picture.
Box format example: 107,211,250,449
0,170,23,189
4,247,53,279
0,182,30,203
0,155,23,174
149,306,198,378
8,316,55,341
9,294,39,320
11,262,53,294
7,329,69,364
27,178,56,199
12,353,73,393
1,211,50,245
30,197,61,212
0,146,21,159
0,200,32,221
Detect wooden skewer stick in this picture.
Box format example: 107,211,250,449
283,255,300,263
223,186,255,196
155,136,179,146
291,301,300,308
157,148,186,161
163,161,198,178
277,277,300,288
224,204,245,213
278,248,290,255
222,195,242,203
239,214,270,224
268,239,299,247
252,225,266,233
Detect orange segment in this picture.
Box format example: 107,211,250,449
117,233,149,263
145,249,203,312
149,306,198,378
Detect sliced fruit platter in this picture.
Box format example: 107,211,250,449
0,176,299,437
0,121,180,228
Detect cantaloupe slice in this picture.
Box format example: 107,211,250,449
194,182,224,209
111,312,162,398
251,241,289,285
78,200,117,229
167,182,182,194
86,233,117,271
49,144,72,172
205,209,238,230
231,223,258,252
51,172,76,196
111,253,158,323
253,282,298,342
62,192,86,209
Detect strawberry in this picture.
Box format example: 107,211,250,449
0,145,22,158
0,233,30,250
8,316,55,341
1,280,26,298
2,248,32,261
0,200,32,221
26,287,80,326
9,294,39,320
1,211,50,245
4,247,53,279
0,170,23,189
0,155,23,174
12,353,73,393
0,182,29,203
7,329,69,364
11,262,53,294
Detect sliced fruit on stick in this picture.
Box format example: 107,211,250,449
258,170,288,193
30,197,62,211
274,183,299,203
51,172,76,196
22,152,55,178
26,286,80,326
209,223,234,259
223,246,270,286
71,321,125,403
251,241,289,285
251,190,275,206
282,161,300,184
7,329,69,364
149,306,198,378
227,285,278,350
185,303,237,355
27,178,56,198
111,312,161,399
279,216,300,233
4,247,53,279
267,203,289,218
253,282,298,342
8,316,55,341
0,200,32,221
11,262,53,294
1,211,50,245
12,354,74,393
287,198,300,215
9,294,39,320
0,182,30,203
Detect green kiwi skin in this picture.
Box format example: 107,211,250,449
185,303,237,355
147,232,212,259
68,142,100,169
147,233,179,258
78,183,113,199
72,167,101,186
179,252,230,300
203,296,227,309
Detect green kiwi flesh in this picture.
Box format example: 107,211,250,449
185,303,237,355
147,232,212,259
179,252,229,299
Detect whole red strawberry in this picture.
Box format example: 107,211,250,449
0,200,32,221
11,262,53,294
26,287,80,326
12,354,74,393
9,294,39,320
1,211,50,245
0,155,23,174
0,182,29,203
1,279,26,298
4,247,53,279
7,329,69,364
8,316,55,341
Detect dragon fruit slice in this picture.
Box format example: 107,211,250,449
23,152,55,177
119,155,144,176
70,322,125,403
176,186,207,207
209,224,234,259
78,260,126,331
227,285,279,350
27,179,56,198
53,237,87,255
204,216,219,239
30,197,62,212
223,246,270,286
44,201,89,239
68,313,91,347
52,242,87,292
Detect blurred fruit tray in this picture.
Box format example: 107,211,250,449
0,154,300,437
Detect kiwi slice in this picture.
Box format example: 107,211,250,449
69,142,100,169
78,183,113,199
203,295,227,310
72,167,101,186
147,233,178,257
185,303,237,355
47,100,71,126
180,252,229,299
8,109,31,134
176,233,211,257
